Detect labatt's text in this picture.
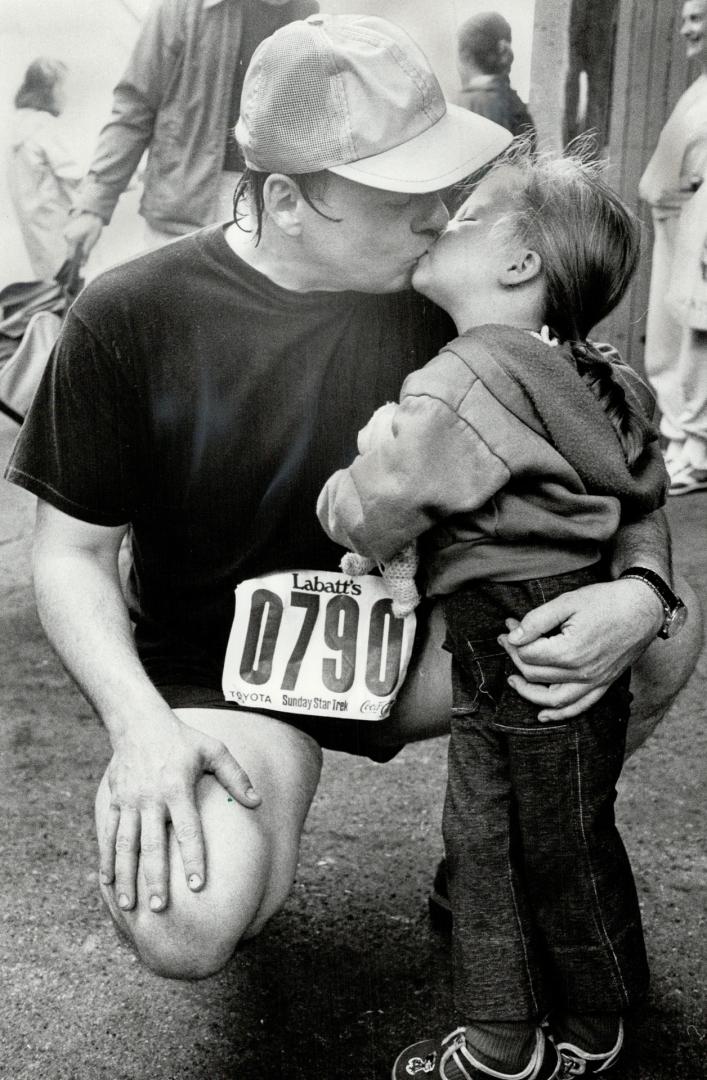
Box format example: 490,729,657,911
291,572,362,596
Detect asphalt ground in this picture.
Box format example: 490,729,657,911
0,411,705,1080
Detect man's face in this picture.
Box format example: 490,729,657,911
299,174,449,293
681,0,706,59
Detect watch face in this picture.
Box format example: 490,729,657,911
667,602,688,638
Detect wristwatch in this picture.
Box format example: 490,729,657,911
619,566,688,639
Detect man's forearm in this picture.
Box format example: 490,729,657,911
33,548,174,741
73,107,152,226
608,508,673,584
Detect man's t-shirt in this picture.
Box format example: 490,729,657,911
7,225,450,690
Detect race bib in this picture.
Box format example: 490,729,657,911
222,570,416,721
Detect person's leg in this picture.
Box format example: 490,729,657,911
677,330,707,467
395,605,559,1080
382,602,452,742
444,706,546,1024
507,676,649,1021
504,684,646,1078
668,328,707,492
625,572,702,753
95,708,322,979
644,214,687,452
442,588,551,1073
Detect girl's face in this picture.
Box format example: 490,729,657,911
411,167,522,312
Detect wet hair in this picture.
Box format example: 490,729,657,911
457,12,514,76
15,58,67,115
233,168,340,244
493,140,648,465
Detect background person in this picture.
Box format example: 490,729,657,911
639,0,707,496
8,58,81,280
63,0,318,262
5,14,700,989
454,11,535,143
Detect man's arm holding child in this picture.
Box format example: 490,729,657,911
500,508,701,724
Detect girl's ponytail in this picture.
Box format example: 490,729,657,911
569,341,649,467
491,141,646,466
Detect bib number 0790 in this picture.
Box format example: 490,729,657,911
238,588,405,697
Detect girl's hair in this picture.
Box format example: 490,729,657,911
233,168,340,244
457,12,514,76
15,58,67,115
493,140,648,466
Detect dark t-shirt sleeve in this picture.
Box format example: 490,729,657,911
5,308,138,526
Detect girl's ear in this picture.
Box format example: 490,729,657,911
499,248,542,286
262,174,304,237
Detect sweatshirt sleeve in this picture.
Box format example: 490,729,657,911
316,355,511,562
73,0,184,223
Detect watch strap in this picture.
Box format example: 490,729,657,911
619,566,684,639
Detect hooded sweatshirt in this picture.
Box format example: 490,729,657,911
317,325,667,595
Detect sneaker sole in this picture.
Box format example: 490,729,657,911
668,479,707,496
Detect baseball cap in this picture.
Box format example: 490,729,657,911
235,13,514,193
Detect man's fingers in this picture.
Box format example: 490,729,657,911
506,676,576,707
507,673,608,719
504,594,574,646
207,744,261,808
139,804,169,912
113,807,140,911
536,685,608,722
499,635,572,684
99,804,120,886
169,802,206,893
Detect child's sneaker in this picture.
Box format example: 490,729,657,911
555,1019,623,1076
667,463,707,496
392,1026,560,1080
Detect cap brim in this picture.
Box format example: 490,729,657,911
328,105,514,193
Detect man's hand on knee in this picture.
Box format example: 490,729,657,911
100,710,261,913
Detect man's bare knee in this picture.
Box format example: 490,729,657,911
100,832,271,980
126,903,246,980
105,857,291,980
94,714,322,979
101,790,274,978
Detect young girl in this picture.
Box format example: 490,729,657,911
317,148,669,1080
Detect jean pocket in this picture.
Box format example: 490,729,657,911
448,633,512,716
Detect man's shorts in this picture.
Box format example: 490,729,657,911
156,683,405,763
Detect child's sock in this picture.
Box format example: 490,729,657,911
463,1020,538,1074
552,1012,622,1055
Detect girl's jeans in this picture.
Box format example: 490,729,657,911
441,565,650,1021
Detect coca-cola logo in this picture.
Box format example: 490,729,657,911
359,699,388,716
